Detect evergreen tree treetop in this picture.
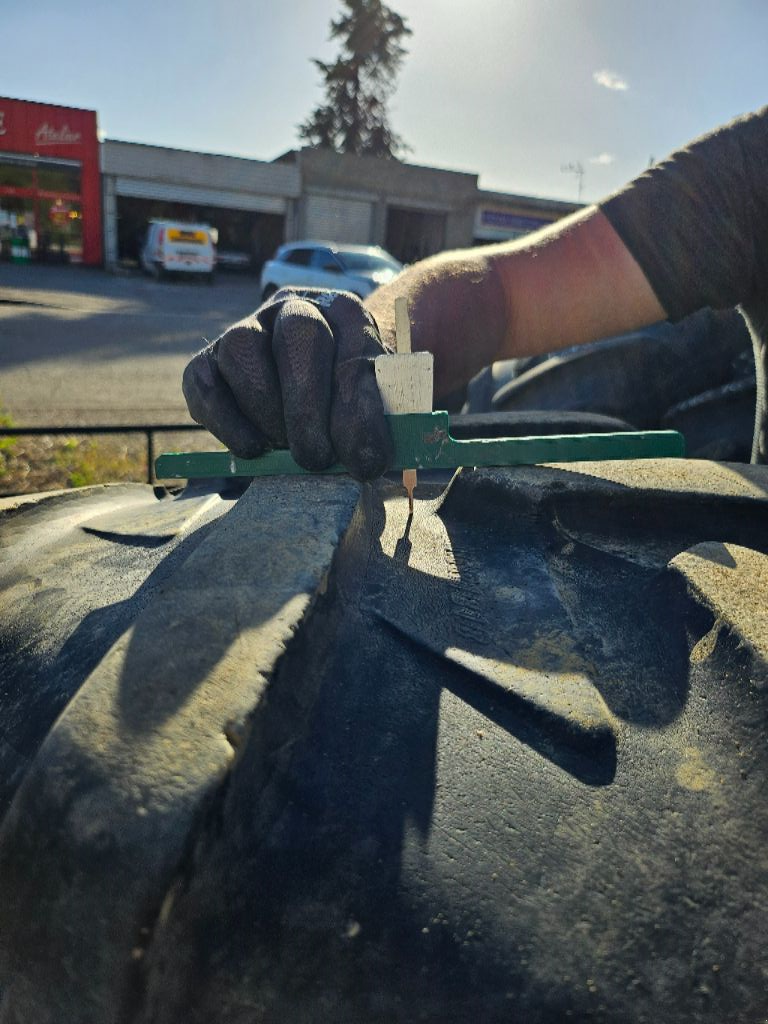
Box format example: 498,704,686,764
298,0,412,159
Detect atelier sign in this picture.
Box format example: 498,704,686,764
35,123,82,146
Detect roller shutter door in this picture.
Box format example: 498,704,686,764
114,177,286,214
304,196,372,243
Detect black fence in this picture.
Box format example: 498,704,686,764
0,424,206,485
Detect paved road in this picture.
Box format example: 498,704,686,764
0,264,259,426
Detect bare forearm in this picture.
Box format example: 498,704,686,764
366,206,665,401
492,205,666,358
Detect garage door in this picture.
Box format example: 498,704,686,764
114,176,286,215
304,195,372,243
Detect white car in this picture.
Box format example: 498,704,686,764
259,241,402,301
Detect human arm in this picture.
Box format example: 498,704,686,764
182,213,662,480
598,105,768,461
369,106,768,401
365,206,665,403
183,106,768,473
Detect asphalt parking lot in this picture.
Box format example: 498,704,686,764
0,263,259,427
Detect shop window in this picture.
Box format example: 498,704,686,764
0,199,34,261
41,199,83,261
0,156,84,263
0,159,34,191
37,163,81,196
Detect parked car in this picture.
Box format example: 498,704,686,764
140,220,216,282
215,249,252,272
259,241,402,301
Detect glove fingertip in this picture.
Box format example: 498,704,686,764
182,345,268,459
348,453,393,483
288,436,336,474
182,347,217,425
331,414,394,481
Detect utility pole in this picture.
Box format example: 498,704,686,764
561,161,585,202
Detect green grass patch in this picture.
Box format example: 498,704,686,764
53,438,146,489
0,403,17,476
0,427,220,496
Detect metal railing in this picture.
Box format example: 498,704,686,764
0,424,206,484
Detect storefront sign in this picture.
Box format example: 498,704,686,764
474,206,558,242
0,98,95,158
480,210,550,232
35,123,82,147
0,97,101,264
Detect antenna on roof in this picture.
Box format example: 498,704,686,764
561,161,585,202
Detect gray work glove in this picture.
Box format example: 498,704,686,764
182,288,393,481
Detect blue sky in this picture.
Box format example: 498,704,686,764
5,0,768,202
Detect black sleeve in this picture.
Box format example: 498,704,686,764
600,106,768,322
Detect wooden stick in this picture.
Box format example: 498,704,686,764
394,296,412,354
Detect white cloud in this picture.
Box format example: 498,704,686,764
589,152,615,165
593,69,628,91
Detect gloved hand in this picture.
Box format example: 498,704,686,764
183,288,394,481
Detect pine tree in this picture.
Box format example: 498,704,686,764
299,0,412,159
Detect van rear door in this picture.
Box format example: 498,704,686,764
163,227,214,273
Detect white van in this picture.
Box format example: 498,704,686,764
140,221,216,282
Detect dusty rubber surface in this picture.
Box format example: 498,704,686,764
0,463,766,1022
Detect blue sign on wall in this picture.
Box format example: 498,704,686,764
480,210,550,232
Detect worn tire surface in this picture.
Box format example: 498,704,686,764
0,460,766,1023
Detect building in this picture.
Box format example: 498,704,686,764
101,142,579,269
0,97,102,265
101,140,300,269
473,190,579,245
280,148,578,263
279,147,478,263
1,96,580,272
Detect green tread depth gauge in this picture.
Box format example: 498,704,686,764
155,411,685,480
